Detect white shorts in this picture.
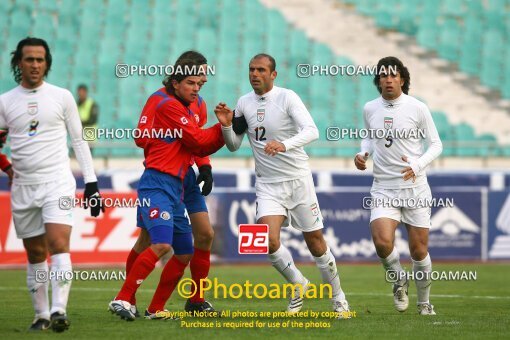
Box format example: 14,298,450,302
369,184,432,228
255,174,323,232
11,172,76,239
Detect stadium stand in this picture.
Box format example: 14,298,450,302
0,0,507,159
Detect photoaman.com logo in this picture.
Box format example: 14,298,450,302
238,224,269,254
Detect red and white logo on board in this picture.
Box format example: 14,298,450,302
238,224,269,254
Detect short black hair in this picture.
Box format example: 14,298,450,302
11,37,52,84
373,56,410,95
163,50,207,87
250,53,276,72
77,84,88,91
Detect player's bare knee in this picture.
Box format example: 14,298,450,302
47,239,69,255
373,238,393,258
305,235,327,257
151,243,172,257
175,254,192,265
268,239,281,254
194,228,214,249
26,248,47,263
410,245,428,261
133,236,150,253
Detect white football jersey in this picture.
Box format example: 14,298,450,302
0,82,97,184
224,86,319,183
359,93,442,189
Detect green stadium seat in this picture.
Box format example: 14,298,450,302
477,133,498,157
266,9,288,62
33,13,56,40
13,0,33,11
1,0,502,159
441,0,465,17
10,8,32,35
395,1,418,34
289,30,310,61
454,123,477,156
480,31,504,89
356,0,378,16
196,28,217,57
0,1,12,14
374,0,399,30
416,15,439,50
458,15,483,76
437,18,461,62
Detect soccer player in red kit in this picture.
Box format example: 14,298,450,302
120,51,220,317
109,58,224,321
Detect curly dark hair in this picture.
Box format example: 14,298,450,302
373,56,410,95
163,58,204,95
162,50,207,88
11,37,52,84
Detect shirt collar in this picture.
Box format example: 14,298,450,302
254,86,277,102
381,93,405,108
19,81,45,94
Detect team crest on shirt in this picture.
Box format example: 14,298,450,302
140,115,147,124
194,113,200,124
27,102,38,115
311,203,319,216
28,119,39,136
161,211,171,220
384,117,393,129
257,108,265,122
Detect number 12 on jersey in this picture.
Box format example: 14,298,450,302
255,126,266,141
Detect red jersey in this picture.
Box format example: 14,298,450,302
135,88,224,179
136,88,211,168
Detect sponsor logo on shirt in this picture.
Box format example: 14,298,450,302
28,119,39,136
180,117,189,125
149,208,160,219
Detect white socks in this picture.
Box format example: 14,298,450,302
268,245,306,284
380,247,405,285
49,253,73,315
412,253,432,305
314,247,345,301
27,261,50,320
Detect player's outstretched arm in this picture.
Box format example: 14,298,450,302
160,101,225,157
215,103,245,152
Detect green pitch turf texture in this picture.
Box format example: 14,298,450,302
0,263,508,339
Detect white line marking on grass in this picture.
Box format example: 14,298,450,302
0,287,508,300
344,292,510,300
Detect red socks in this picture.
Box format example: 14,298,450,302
125,248,140,305
147,256,188,313
116,248,158,302
189,248,211,304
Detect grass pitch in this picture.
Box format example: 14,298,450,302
0,263,509,339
